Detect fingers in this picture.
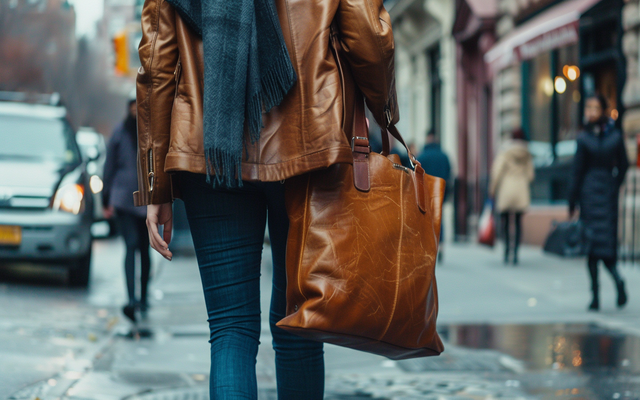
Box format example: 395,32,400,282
147,212,172,261
163,215,173,247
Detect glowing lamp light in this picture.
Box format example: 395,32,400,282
542,78,554,97
555,77,567,94
567,67,579,81
563,65,580,81
52,184,84,214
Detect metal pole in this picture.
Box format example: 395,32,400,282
620,173,627,263
631,170,637,266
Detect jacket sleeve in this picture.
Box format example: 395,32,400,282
102,130,120,208
133,0,179,207
569,139,587,213
616,134,629,188
489,153,504,198
337,0,399,128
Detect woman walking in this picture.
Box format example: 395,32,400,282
570,94,629,311
103,99,151,323
489,129,534,265
134,0,397,398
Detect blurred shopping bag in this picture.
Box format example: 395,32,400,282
543,220,592,257
478,200,495,247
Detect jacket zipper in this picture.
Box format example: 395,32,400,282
148,149,154,192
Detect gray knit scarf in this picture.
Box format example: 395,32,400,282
166,0,296,186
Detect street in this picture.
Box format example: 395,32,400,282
1,233,640,399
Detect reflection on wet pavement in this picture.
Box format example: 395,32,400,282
440,323,639,374
434,323,640,399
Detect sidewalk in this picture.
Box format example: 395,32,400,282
59,242,640,399
437,243,640,332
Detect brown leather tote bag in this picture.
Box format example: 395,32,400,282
276,29,445,360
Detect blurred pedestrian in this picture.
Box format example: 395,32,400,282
135,0,397,397
103,99,150,324
417,131,451,261
569,94,628,311
489,128,534,265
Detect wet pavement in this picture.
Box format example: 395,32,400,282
2,238,640,399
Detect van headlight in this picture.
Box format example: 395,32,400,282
53,183,85,214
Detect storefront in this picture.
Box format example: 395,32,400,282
452,0,498,240
484,0,625,244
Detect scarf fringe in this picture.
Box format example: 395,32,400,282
261,44,297,111
246,44,297,143
205,148,243,188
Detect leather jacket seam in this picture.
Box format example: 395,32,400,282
143,0,163,201
365,0,391,120
283,0,306,155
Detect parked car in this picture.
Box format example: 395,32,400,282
76,127,107,223
0,92,94,286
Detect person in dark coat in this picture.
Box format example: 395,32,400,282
417,131,451,261
103,99,150,323
569,94,629,311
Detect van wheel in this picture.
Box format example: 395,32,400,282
69,246,92,287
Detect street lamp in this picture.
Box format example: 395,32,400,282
562,65,580,82
555,77,567,94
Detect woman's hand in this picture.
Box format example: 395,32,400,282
147,203,173,261
103,205,115,220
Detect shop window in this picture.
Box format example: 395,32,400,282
555,45,581,161
525,52,553,167
523,45,580,168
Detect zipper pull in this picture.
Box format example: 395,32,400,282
384,105,392,128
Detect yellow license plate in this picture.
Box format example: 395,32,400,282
0,225,21,246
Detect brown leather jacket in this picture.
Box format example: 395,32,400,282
134,0,399,206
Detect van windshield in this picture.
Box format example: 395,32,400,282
0,115,80,164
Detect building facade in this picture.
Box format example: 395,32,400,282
387,0,458,240
467,0,628,244
452,0,498,239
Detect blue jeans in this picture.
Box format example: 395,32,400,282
177,172,324,399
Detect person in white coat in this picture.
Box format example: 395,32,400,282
489,129,535,265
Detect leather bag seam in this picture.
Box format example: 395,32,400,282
277,324,442,355
296,174,311,303
379,173,402,340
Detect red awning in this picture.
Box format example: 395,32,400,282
485,0,601,74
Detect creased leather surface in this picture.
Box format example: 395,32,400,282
134,0,399,206
278,153,445,360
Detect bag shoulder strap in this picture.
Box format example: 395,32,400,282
330,21,427,212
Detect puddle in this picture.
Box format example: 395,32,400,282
439,323,640,374
434,323,640,399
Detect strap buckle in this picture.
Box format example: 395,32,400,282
351,136,370,152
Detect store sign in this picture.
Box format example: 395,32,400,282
515,20,579,61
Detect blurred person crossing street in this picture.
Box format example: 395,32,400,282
489,129,534,266
102,99,151,324
569,94,629,311
417,130,451,261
